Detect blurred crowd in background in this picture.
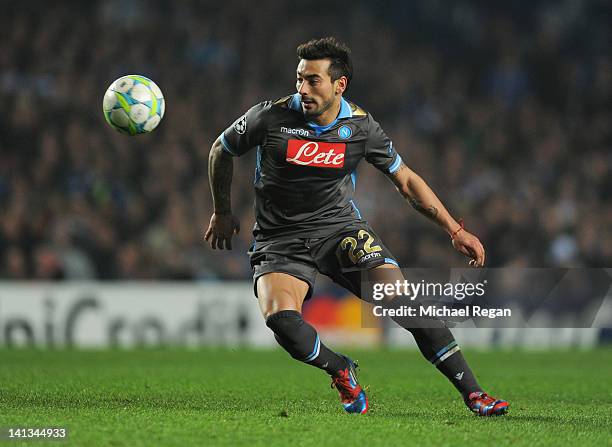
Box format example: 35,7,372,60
0,0,610,281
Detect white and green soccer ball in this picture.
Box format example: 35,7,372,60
103,75,165,135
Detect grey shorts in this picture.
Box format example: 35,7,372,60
248,222,398,300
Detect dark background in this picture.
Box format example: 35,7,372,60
1,0,610,281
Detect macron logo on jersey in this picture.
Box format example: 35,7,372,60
281,127,310,136
286,140,345,168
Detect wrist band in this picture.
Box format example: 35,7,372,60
451,219,464,240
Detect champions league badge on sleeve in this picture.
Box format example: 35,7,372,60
338,125,352,139
234,114,247,134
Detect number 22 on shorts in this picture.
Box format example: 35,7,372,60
340,230,382,264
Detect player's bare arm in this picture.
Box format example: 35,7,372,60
204,137,240,250
387,162,485,267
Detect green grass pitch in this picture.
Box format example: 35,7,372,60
1,348,611,446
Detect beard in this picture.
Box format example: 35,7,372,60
303,95,335,119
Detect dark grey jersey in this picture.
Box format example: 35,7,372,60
220,93,403,240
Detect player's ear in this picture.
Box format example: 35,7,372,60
335,76,347,95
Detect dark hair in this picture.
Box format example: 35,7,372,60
296,37,353,87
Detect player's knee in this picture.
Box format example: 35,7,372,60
265,310,303,333
259,294,298,319
265,310,317,360
256,274,306,319
258,286,302,319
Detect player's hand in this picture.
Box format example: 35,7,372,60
451,230,485,267
204,213,240,250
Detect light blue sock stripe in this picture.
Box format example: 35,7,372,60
384,258,399,266
304,335,320,362
429,340,457,363
433,346,460,366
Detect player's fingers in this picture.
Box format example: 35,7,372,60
204,227,212,241
466,246,478,265
466,241,481,265
211,234,218,250
475,242,485,267
473,251,483,267
465,248,479,267
218,236,226,250
223,236,231,250
473,249,482,267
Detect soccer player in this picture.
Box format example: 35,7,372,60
204,37,508,416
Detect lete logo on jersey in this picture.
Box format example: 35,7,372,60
286,140,346,168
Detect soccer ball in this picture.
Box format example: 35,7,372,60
103,75,165,135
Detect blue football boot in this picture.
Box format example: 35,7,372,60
331,356,368,414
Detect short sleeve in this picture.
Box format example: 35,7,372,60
365,114,402,174
220,102,270,157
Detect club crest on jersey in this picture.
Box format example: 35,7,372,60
234,114,247,134
338,125,352,139
286,140,345,168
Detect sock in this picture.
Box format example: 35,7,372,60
266,310,347,375
387,303,482,400
411,327,482,400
